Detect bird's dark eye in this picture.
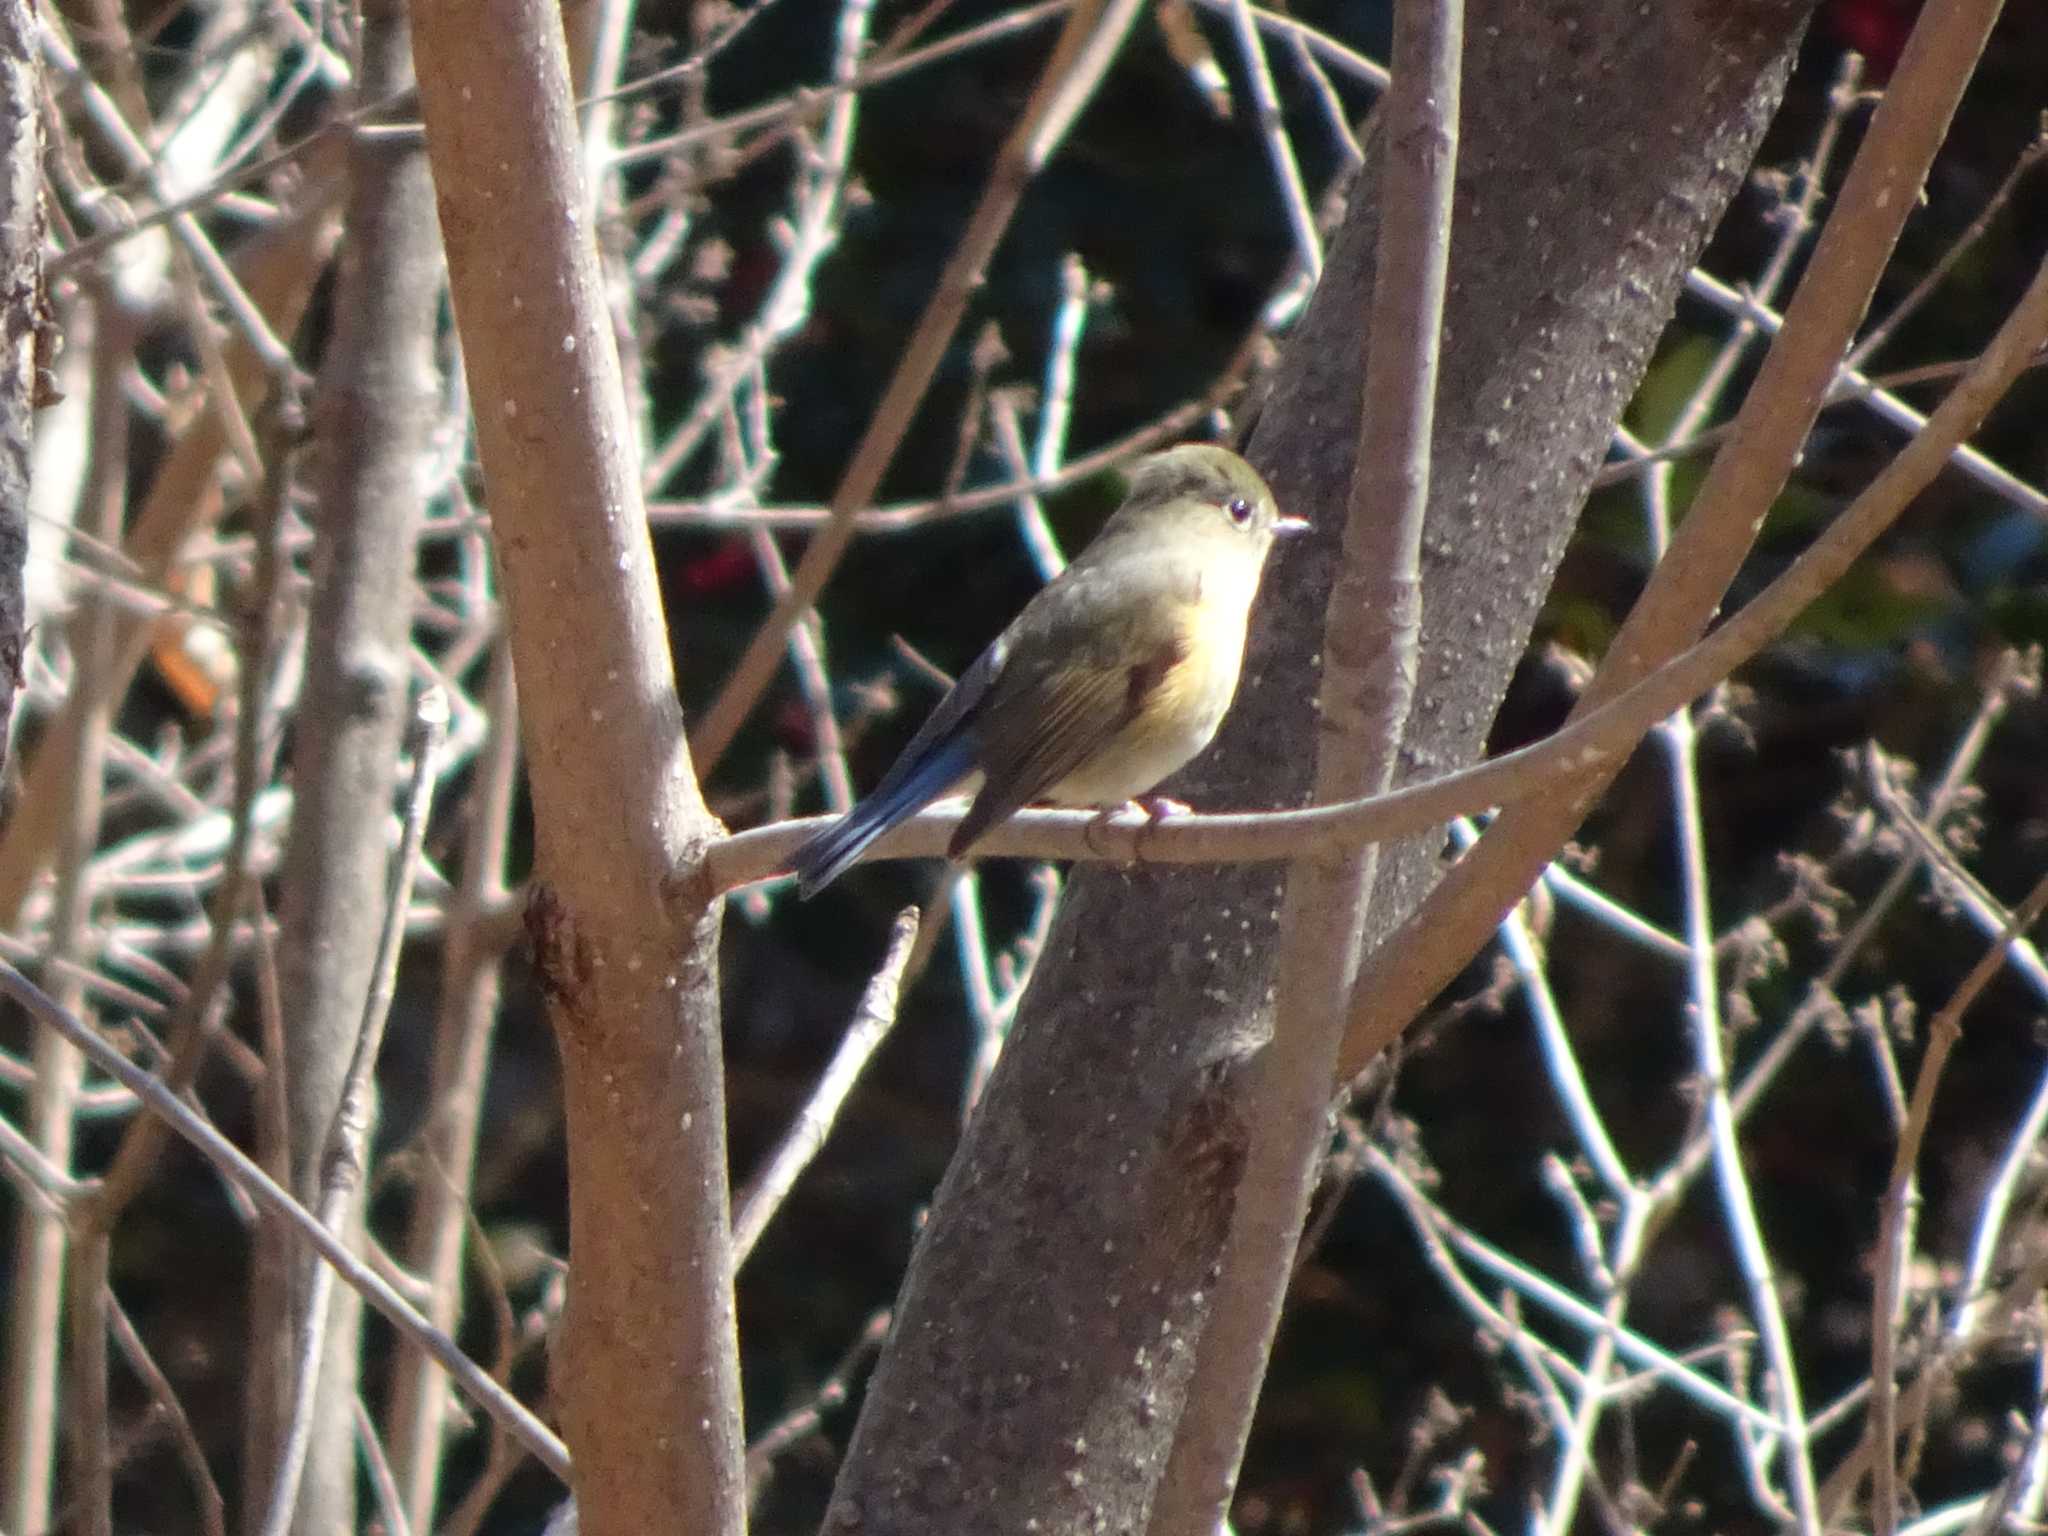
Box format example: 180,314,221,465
1225,496,1254,526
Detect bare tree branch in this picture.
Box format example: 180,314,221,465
408,1,746,1528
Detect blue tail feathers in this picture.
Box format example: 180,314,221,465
792,734,978,897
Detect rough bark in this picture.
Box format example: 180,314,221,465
0,0,34,775
824,5,1818,1533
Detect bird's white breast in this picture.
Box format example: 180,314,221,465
1044,563,1257,806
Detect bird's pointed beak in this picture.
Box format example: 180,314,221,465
1273,514,1312,536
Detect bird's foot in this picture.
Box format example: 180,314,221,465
1130,795,1192,862
1082,796,1192,859
1134,794,1192,822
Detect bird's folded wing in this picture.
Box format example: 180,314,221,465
950,623,1189,857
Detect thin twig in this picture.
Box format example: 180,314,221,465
732,907,920,1265
1221,0,1321,279
107,1296,228,1536
1367,1146,1783,1435
1665,703,1821,1535
260,689,449,1536
353,1396,412,1536
744,1309,892,1506
0,1114,84,1207
385,639,520,1531
41,25,293,380
0,958,570,1475
642,0,874,491
989,389,1067,582
5,282,131,1536
607,0,1074,169
1850,130,2048,369
688,0,1144,771
1186,0,1387,89
1153,0,1462,1524
1334,0,2015,1087
1682,266,2048,519
1871,864,2048,1536
644,388,1246,531
82,385,301,1230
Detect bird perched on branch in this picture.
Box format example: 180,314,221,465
793,444,1306,896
